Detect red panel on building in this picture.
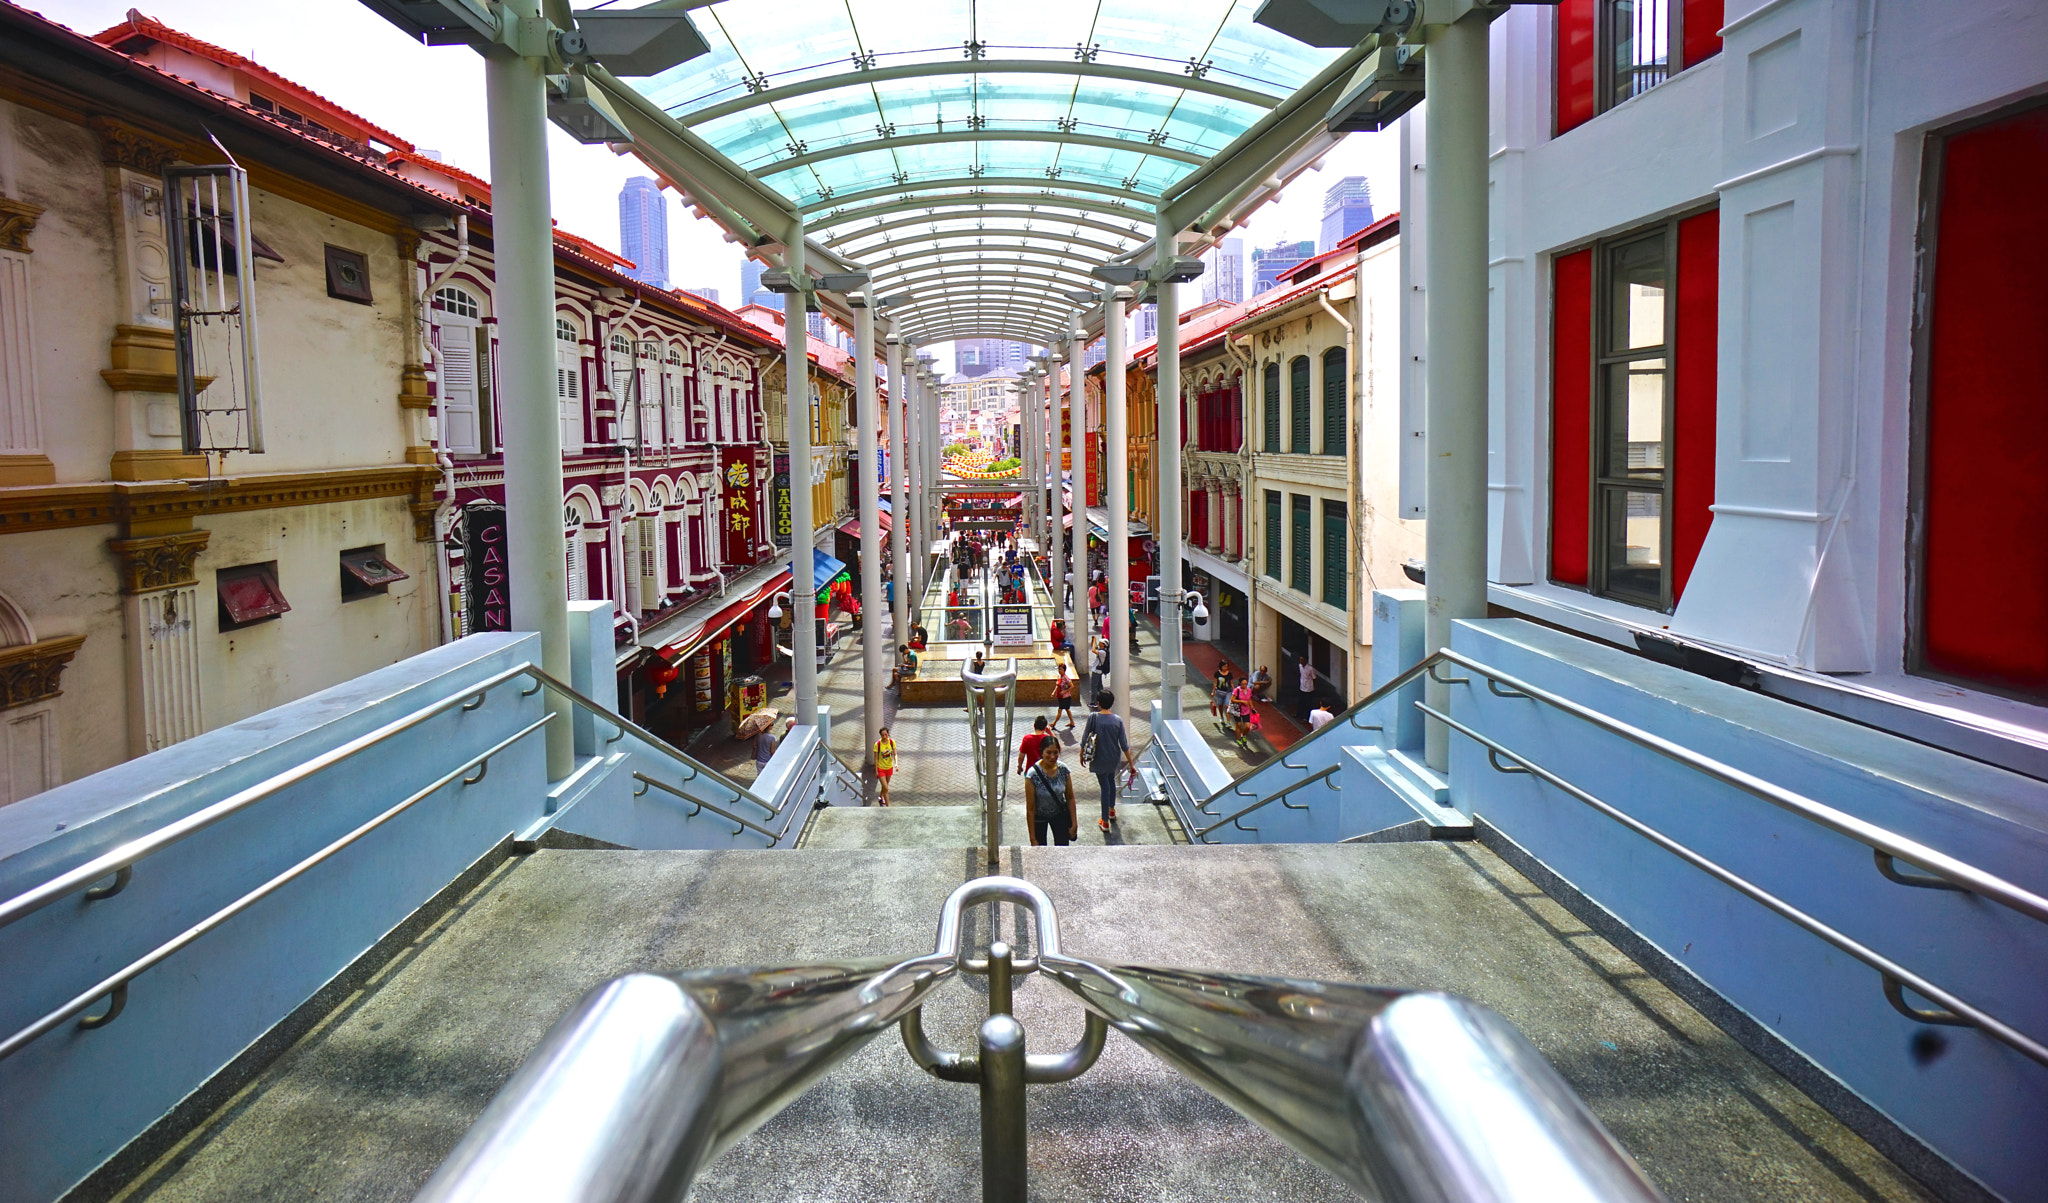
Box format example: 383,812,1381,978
1919,103,2048,694
1682,0,1724,71
1550,248,1594,586
721,447,759,567
1555,0,1598,136
1672,209,1719,602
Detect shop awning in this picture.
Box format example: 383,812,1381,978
835,514,890,540
809,547,847,593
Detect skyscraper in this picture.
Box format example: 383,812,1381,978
739,260,778,309
683,287,719,304
1318,176,1375,252
955,338,1033,378
1200,237,1245,306
1251,239,1317,295
617,176,669,290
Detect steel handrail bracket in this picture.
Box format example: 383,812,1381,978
418,876,1666,1203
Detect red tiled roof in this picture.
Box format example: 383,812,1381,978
1275,211,1402,287
90,9,413,153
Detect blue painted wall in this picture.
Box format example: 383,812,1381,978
1447,619,2048,1202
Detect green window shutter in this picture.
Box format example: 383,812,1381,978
1263,363,1280,452
1264,491,1282,579
1323,349,1346,455
1290,494,1311,593
1323,500,1348,609
1290,358,1311,452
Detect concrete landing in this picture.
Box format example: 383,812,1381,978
802,793,1176,849
111,844,1929,1203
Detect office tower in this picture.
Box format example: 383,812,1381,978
955,338,1033,378
740,259,781,309
617,176,669,289
683,287,719,304
1250,239,1317,295
1200,237,1245,306
1318,175,1375,252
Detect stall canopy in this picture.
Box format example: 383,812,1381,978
810,547,847,594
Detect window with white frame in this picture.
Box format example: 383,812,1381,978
556,319,584,452
432,287,484,455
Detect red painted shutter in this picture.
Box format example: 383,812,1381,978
1556,0,1598,135
1671,209,1719,602
1550,248,1594,586
1919,104,2048,692
1682,0,1724,71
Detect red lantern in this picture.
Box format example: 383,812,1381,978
648,657,681,698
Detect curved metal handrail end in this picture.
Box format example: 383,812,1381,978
899,1006,981,1082
1874,850,1968,893
76,983,127,1030
1426,663,1470,686
1487,749,1531,775
1023,1010,1108,1084
83,866,133,902
1882,974,1974,1027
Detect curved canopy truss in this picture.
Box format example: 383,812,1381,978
620,0,1349,347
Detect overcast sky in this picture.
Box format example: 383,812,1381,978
40,1,1402,373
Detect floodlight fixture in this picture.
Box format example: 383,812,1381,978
1152,256,1206,285
568,8,709,76
1251,0,1414,47
847,290,870,308
817,272,871,293
546,72,630,144
759,269,807,293
878,292,915,309
1089,264,1145,286
1327,43,1426,133
1064,289,1102,305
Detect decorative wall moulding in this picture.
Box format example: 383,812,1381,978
86,116,184,176
0,633,87,711
0,196,44,254
107,529,211,594
0,466,433,536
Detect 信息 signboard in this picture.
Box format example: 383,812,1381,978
991,604,1033,646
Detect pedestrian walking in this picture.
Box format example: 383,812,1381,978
1308,702,1335,732
874,726,897,805
1297,658,1318,724
1230,679,1255,743
755,715,793,776
1018,715,1051,774
1080,690,1137,830
1025,741,1078,847
1210,668,1232,719
1052,664,1077,729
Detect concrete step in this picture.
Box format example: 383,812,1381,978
111,843,1929,1203
800,792,1177,849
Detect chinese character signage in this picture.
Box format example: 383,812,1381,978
462,503,510,634
722,448,758,565
771,451,792,547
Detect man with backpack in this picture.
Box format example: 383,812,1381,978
1025,740,1077,847
1080,690,1137,830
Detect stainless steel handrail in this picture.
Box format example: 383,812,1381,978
1433,648,2048,927
964,658,1018,863
1422,701,2048,1070
1192,764,1341,842
632,773,783,842
0,714,553,1062
0,660,539,934
516,663,777,816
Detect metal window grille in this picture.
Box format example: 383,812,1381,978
164,164,263,455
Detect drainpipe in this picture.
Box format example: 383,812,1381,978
1316,290,1360,700
420,213,469,647
484,2,572,779
1422,11,1491,771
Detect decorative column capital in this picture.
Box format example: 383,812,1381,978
0,634,87,710
107,530,211,594
87,116,183,175
0,197,44,254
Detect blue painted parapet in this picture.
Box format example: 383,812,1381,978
1445,618,2048,1202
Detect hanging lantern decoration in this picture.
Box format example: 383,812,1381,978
648,656,680,698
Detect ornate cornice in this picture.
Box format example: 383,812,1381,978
0,465,435,537
107,530,211,594
86,116,182,176
0,634,87,710
0,196,43,254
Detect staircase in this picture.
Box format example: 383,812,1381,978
97,840,1924,1203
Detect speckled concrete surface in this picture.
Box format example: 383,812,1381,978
112,844,1928,1203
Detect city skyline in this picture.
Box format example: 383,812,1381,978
617,176,668,290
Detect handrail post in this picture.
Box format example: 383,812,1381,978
978,1011,1027,1203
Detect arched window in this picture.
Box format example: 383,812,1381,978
556,318,577,343
1321,346,1347,456
432,286,478,319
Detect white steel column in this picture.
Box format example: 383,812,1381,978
887,334,909,651
1066,313,1088,654
855,298,882,763
1104,285,1131,729
783,250,818,725
485,4,571,778
1422,13,1491,770
1047,353,1064,645
1154,265,1184,720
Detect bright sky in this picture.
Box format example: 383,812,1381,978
40,1,1401,372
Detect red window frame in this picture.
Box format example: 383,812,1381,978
1555,0,1724,138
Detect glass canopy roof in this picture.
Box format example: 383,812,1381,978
630,0,1341,345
